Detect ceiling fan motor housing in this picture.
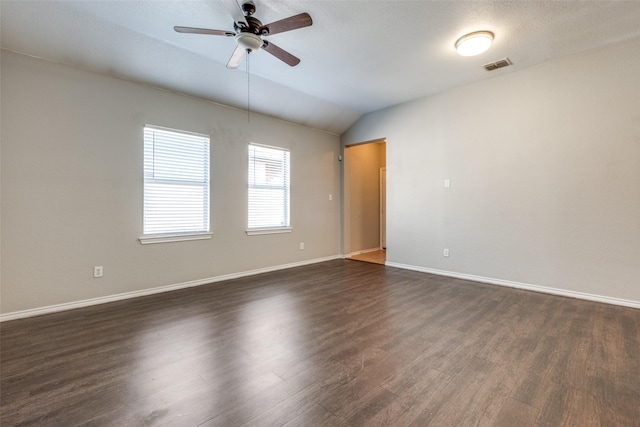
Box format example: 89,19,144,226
234,16,267,35
242,1,256,16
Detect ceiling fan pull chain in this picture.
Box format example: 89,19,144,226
247,50,251,123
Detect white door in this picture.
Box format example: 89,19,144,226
380,167,386,249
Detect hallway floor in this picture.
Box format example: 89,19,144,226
349,249,386,265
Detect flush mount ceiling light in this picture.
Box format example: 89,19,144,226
455,31,494,56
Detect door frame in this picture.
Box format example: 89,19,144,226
341,138,386,256
380,167,386,250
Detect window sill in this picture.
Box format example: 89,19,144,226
246,227,292,236
139,232,213,245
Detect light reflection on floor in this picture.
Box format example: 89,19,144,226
129,291,308,419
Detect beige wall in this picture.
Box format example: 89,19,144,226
344,141,386,254
342,38,640,304
0,51,342,314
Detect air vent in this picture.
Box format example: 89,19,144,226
483,58,512,71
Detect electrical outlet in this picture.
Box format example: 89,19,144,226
329,194,333,201
93,266,104,278
444,179,451,188
443,249,450,257
300,242,305,250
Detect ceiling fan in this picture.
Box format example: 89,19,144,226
174,0,312,69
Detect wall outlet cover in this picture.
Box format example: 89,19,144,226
93,266,104,278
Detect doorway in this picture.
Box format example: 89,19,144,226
343,139,386,265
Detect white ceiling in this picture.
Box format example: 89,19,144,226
3,1,640,134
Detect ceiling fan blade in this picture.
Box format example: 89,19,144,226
227,44,246,69
261,41,300,67
174,26,235,36
260,13,312,36
223,0,248,28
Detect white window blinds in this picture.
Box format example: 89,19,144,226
143,125,210,236
248,144,290,230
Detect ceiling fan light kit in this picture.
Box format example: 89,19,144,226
455,31,494,56
235,32,263,52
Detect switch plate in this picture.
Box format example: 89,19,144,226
329,194,333,201
443,249,450,257
444,179,451,188
300,242,305,250
93,266,104,278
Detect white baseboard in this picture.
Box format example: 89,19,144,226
5,256,636,322
0,255,342,322
386,262,640,310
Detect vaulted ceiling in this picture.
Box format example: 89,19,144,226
3,1,640,134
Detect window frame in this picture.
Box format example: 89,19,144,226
246,143,292,236
139,125,212,245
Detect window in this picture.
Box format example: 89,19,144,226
247,143,291,234
141,125,210,244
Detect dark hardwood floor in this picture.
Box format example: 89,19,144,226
1,260,639,426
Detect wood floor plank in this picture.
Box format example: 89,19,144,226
1,259,639,426
280,403,346,427
536,383,602,427
374,368,452,426
492,398,539,427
